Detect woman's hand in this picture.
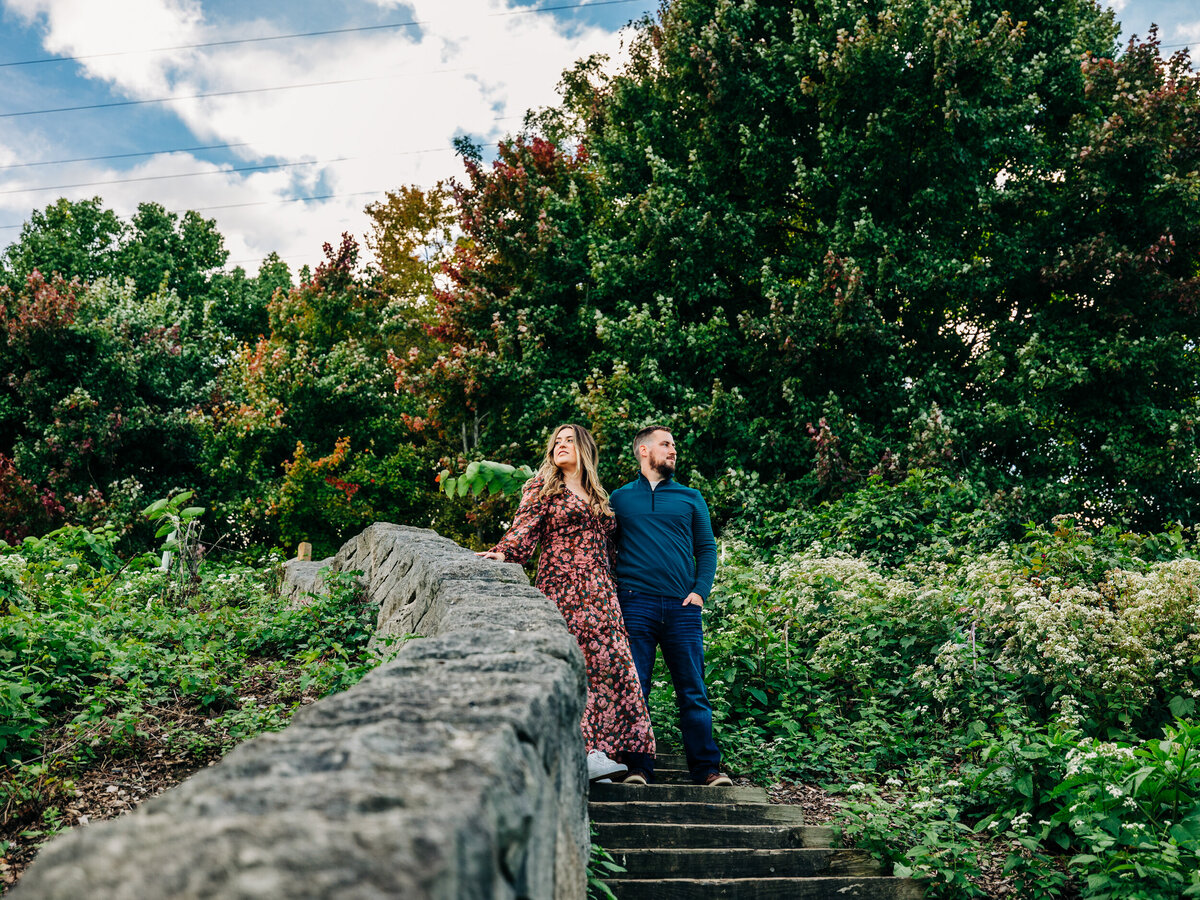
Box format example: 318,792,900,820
476,550,506,561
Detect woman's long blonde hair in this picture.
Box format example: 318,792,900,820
536,423,613,517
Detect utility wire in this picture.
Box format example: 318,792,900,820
194,189,384,214
0,69,471,119
0,158,344,196
0,0,645,68
0,189,382,232
189,148,501,213
1,23,425,67
0,118,516,171
0,142,251,170
0,131,514,203
0,142,501,228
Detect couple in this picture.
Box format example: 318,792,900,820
479,424,731,787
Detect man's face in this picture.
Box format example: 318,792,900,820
644,431,677,477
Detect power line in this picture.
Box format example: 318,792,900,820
0,142,501,229
1,22,423,68
195,189,385,214
0,190,376,230
0,69,470,119
0,117,517,171
189,148,501,213
0,158,344,196
0,0,645,68
0,123,517,201
0,139,506,199
0,2,1184,72
0,142,251,170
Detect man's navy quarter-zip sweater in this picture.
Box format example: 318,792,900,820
610,474,718,601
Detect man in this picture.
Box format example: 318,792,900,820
609,425,732,787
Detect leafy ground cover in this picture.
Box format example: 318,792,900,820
0,519,384,892
673,474,1200,899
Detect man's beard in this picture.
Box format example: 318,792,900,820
650,456,675,478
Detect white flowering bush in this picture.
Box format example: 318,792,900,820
1045,721,1200,897
932,554,1200,730
704,516,1200,898
0,550,27,608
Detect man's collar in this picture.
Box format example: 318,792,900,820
637,472,675,488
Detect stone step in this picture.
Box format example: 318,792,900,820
610,848,882,879
589,802,805,825
593,822,835,850
604,876,924,899
656,753,689,769
590,783,768,803
649,767,692,783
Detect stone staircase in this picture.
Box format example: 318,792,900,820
589,753,922,899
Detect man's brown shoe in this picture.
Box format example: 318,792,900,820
619,768,649,785
702,772,733,787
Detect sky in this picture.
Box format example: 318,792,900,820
0,1,1195,277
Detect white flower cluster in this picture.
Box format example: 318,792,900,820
1063,739,1136,778
716,541,1200,720
749,549,954,684
110,568,168,598
968,558,1200,712
0,551,29,582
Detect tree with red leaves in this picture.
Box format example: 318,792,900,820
197,234,434,550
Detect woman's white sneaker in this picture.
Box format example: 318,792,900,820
587,750,628,782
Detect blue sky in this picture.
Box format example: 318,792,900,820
1110,0,1199,51
0,1,1195,273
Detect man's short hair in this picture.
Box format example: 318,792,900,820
632,424,670,457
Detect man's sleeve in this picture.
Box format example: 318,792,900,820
690,492,718,599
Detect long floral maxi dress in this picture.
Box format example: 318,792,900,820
491,476,655,757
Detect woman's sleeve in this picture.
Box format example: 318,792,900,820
490,477,547,565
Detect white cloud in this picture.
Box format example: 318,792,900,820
1,0,631,271
7,0,204,94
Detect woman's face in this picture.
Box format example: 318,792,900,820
553,427,579,472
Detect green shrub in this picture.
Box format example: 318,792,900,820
0,520,388,848
730,469,1016,566
702,517,1200,897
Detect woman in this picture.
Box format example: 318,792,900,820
478,424,655,782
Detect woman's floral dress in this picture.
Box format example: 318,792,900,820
491,476,655,756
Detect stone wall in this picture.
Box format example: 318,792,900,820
14,524,588,900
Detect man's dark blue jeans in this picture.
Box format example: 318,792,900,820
617,587,721,783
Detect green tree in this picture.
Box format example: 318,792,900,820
198,235,436,549
204,252,294,346
390,137,606,467
1,199,229,310
416,1,1200,530
968,34,1200,524
365,183,455,301
0,271,215,534
0,197,123,290
116,202,228,307
0,199,290,538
